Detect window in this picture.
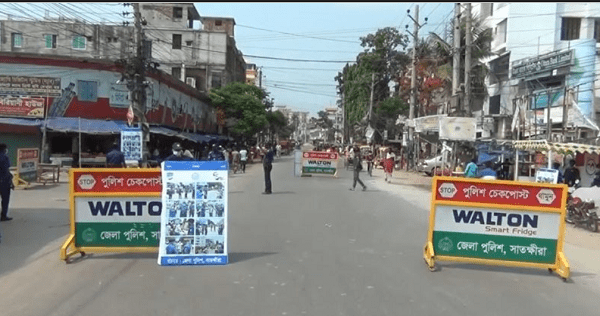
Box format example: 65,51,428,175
44,34,57,49
172,34,182,49
186,40,193,46
72,35,86,49
77,80,98,102
173,7,183,20
489,95,501,115
561,17,581,41
12,33,23,48
215,20,222,26
211,72,222,89
172,67,182,80
495,19,507,45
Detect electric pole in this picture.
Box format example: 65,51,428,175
452,3,461,114
132,3,148,164
407,5,427,170
464,3,472,117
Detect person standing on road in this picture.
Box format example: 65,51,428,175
239,146,248,173
366,150,375,177
384,148,395,183
563,159,581,187
106,141,126,168
262,143,275,194
350,146,367,191
0,143,14,225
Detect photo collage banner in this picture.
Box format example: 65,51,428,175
158,161,228,266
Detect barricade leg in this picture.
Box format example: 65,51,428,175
423,241,436,271
555,251,570,281
60,234,83,263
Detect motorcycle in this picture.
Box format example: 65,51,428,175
566,180,599,232
592,171,600,187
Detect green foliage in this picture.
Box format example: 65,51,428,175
376,97,408,117
209,82,269,137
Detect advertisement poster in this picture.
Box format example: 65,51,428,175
158,161,228,266
301,151,338,176
17,148,39,183
121,129,143,162
535,168,559,184
0,96,46,118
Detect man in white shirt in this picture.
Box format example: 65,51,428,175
239,147,248,173
276,144,282,158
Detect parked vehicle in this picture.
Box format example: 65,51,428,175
566,181,599,232
417,155,449,176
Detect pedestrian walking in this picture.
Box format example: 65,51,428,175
262,143,275,194
384,148,395,183
350,146,367,191
239,146,248,173
0,143,15,226
366,150,374,177
106,140,126,168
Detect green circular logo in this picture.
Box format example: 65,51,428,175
82,228,96,243
438,237,453,252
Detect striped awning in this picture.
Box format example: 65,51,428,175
513,140,600,154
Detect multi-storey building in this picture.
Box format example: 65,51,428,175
0,3,245,165
474,3,600,142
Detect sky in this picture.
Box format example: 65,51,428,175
195,2,455,117
0,2,455,118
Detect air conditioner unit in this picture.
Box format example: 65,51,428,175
186,77,196,87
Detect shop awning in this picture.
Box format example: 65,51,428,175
513,139,600,154
0,117,42,126
43,117,128,134
149,126,180,137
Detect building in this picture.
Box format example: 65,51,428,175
324,107,343,143
0,3,246,96
140,4,246,92
0,3,248,165
245,63,259,86
474,3,600,143
0,53,220,166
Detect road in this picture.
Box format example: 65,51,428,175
1,155,600,316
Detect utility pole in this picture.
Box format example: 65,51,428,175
452,3,461,114
368,72,375,125
407,5,426,170
464,3,472,117
132,3,148,164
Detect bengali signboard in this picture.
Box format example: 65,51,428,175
121,128,143,162
301,151,338,176
60,169,163,262
17,148,39,183
0,75,61,96
158,161,228,266
0,96,46,118
511,49,573,79
438,117,477,141
423,177,570,280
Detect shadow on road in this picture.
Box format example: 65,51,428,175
270,191,295,195
229,252,277,264
18,183,61,191
436,262,575,279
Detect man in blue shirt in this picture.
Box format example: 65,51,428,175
166,240,176,254
106,141,126,168
464,159,478,178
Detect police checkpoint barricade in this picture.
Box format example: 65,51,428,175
301,151,339,177
60,168,162,263
14,148,39,188
423,176,570,281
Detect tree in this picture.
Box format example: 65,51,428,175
266,110,289,139
335,27,411,141
209,82,269,138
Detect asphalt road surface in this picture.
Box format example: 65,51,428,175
1,156,599,316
